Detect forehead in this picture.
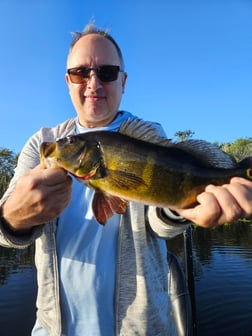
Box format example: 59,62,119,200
67,34,121,68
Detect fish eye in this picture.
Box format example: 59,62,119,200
68,137,76,144
57,138,66,145
61,136,76,145
56,136,76,146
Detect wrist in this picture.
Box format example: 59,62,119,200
0,205,32,237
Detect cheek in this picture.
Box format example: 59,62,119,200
69,86,85,104
106,92,120,110
107,83,124,102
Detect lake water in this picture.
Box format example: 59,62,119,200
194,222,252,336
0,221,252,336
0,245,37,336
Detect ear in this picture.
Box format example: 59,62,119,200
65,73,70,86
121,72,127,94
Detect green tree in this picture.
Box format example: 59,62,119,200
220,138,252,162
174,130,195,142
0,148,18,198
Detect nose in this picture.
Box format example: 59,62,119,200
87,70,102,90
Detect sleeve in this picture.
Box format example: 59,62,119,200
147,206,191,239
0,131,43,248
0,118,76,248
0,213,43,248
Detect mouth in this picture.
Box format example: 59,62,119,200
40,142,57,168
73,162,100,180
85,95,106,102
40,142,56,158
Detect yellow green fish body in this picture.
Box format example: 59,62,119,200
40,119,252,224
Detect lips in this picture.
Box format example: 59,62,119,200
85,95,105,101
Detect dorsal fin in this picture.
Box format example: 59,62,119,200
119,117,171,146
175,139,237,169
119,118,237,169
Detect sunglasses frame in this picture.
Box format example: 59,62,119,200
67,65,123,83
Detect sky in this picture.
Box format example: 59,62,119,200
0,0,251,153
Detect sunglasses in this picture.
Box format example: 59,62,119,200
67,65,123,84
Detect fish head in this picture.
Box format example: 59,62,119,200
40,134,104,179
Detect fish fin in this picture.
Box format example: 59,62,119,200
238,156,252,180
92,191,128,225
238,156,252,167
119,119,238,169
119,117,172,146
108,169,146,189
174,139,237,169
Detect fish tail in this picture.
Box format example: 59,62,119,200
238,157,252,180
245,168,252,180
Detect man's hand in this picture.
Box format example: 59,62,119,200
174,178,252,228
2,165,72,232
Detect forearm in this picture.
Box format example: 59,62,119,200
0,204,43,248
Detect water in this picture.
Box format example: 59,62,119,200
0,246,37,336
193,223,252,336
167,222,252,336
0,222,252,336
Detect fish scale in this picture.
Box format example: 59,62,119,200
40,118,252,225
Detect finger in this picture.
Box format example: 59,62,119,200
205,185,243,223
230,177,252,186
224,181,252,217
42,188,72,219
33,164,44,171
177,191,221,227
194,191,222,227
41,167,70,186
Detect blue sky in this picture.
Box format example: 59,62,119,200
0,0,251,153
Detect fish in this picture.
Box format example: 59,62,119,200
40,118,252,225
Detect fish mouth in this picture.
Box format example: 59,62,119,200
74,161,101,180
74,167,98,180
40,142,56,158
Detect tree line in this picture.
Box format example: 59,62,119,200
174,130,252,162
0,148,18,198
1,132,252,198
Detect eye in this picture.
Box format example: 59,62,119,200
74,68,89,77
57,136,76,145
68,137,76,144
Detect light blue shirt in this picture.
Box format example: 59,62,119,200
57,183,120,335
32,111,135,335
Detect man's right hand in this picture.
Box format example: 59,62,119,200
1,165,72,232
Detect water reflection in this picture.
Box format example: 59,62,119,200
0,245,35,284
0,222,252,335
168,221,252,336
0,245,37,336
193,222,252,336
193,222,252,264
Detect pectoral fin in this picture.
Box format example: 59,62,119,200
107,169,146,190
92,190,128,225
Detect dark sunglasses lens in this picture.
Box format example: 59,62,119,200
68,66,120,83
69,68,90,83
98,66,119,82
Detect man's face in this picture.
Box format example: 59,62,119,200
66,34,127,128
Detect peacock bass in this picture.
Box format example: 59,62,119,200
40,118,252,224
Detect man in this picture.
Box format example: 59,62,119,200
1,22,252,336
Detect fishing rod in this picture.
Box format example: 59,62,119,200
183,225,198,336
